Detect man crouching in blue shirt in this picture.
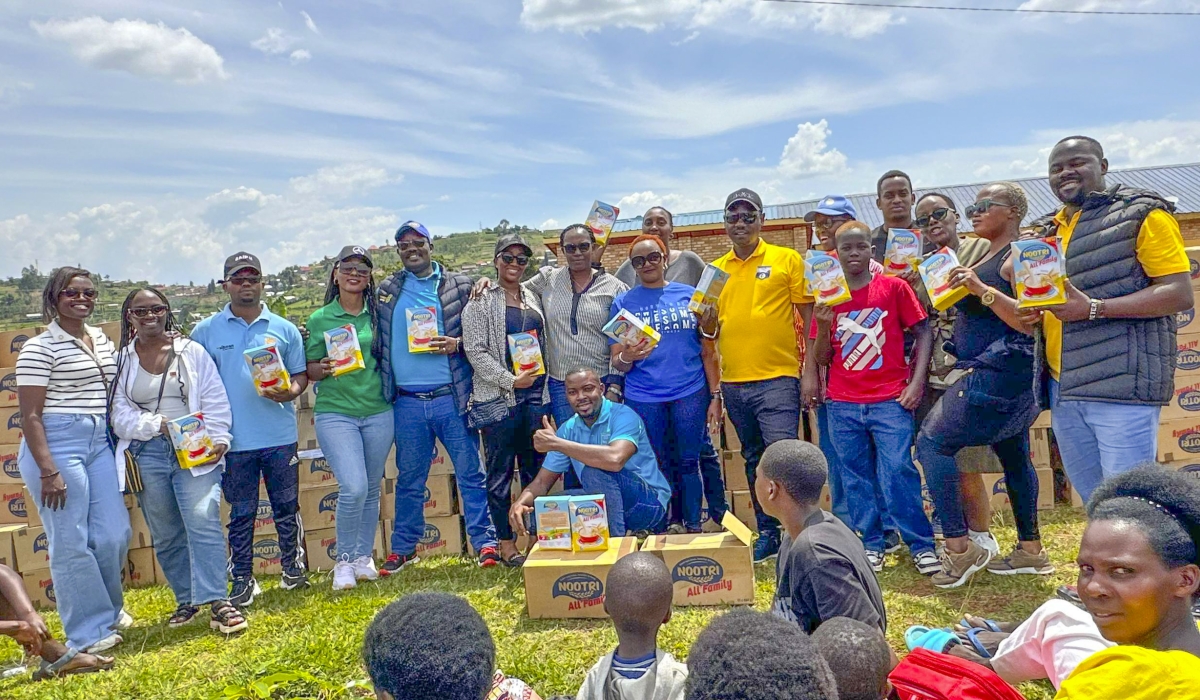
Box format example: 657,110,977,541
509,367,670,537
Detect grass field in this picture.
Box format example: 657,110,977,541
0,507,1088,699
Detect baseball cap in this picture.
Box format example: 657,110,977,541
804,195,858,222
725,188,763,212
395,221,432,241
223,252,261,280
494,233,533,258
335,245,373,267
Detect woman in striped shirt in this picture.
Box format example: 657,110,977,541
16,268,131,659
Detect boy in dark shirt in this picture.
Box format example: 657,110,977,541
756,439,886,634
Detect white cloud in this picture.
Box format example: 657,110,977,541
289,49,311,64
778,120,847,179
288,162,399,198
251,27,296,55
616,190,715,216
438,195,452,202
31,17,228,84
539,218,560,230
301,10,321,35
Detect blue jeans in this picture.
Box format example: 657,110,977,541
133,435,227,606
699,434,727,523
576,467,666,536
627,387,709,530
1050,378,1160,505
722,377,801,536
548,377,582,491
223,444,303,579
827,400,935,555
315,409,394,560
18,414,129,651
390,393,497,555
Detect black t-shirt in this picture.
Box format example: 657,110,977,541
770,510,887,634
504,304,546,402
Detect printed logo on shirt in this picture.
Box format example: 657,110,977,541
834,308,889,371
756,266,772,280
672,556,724,585
552,572,603,601
218,344,235,351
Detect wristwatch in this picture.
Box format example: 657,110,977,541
980,287,997,307
1088,298,1105,321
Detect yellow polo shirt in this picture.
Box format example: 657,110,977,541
714,239,812,382
1045,207,1189,379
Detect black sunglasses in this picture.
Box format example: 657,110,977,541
60,288,98,300
130,304,169,318
724,212,760,225
915,207,953,228
562,242,592,255
338,262,372,276
227,275,261,286
498,253,529,266
965,199,1013,218
397,238,428,251
630,251,664,269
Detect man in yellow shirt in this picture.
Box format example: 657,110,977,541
701,188,813,561
1020,136,1194,504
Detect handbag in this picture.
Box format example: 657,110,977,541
468,396,509,430
121,346,176,493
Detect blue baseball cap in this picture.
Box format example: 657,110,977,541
804,195,857,222
395,221,432,241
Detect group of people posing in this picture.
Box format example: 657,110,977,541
4,134,1198,689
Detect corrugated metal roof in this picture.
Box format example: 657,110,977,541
611,162,1200,234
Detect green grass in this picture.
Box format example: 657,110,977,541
0,507,1087,699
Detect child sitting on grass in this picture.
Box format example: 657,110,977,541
362,591,542,700
756,439,887,634
577,552,688,700
811,616,897,700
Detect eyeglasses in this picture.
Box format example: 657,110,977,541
227,275,261,286
965,200,1013,218
498,253,529,266
60,288,98,300
397,238,428,252
562,242,592,255
724,212,759,225
338,263,372,276
915,207,953,228
813,216,853,232
130,304,169,318
630,251,664,269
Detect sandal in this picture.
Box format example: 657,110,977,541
32,648,115,681
209,600,248,635
502,553,527,567
904,625,961,654
956,615,1005,633
168,604,201,629
962,628,995,659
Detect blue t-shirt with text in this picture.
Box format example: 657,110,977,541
609,282,707,403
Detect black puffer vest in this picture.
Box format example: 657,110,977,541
1035,185,1177,406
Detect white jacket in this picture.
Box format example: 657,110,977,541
110,336,233,488
576,651,688,700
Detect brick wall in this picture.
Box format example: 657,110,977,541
1180,214,1200,244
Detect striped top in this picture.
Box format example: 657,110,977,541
525,267,627,381
16,321,116,415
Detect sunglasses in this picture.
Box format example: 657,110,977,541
60,288,98,300
813,215,853,232
227,275,261,286
965,199,1013,218
130,304,169,318
915,207,953,228
498,253,529,266
630,251,664,269
338,262,372,276
397,238,428,252
724,212,760,225
562,242,592,255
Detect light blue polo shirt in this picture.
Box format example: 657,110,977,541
542,399,671,508
390,263,452,391
190,303,307,452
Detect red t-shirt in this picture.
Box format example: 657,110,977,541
809,274,927,403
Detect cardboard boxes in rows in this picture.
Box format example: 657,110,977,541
524,536,638,619
641,513,755,607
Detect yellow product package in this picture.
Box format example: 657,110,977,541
688,264,730,314
883,228,923,276
507,330,545,376
919,246,970,311
406,306,438,353
804,250,852,307
603,309,662,349
534,496,572,551
324,324,365,377
243,342,291,396
569,494,609,552
1011,238,1068,308
167,412,216,469
585,200,620,245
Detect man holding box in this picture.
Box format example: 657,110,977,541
376,221,500,571
191,252,310,607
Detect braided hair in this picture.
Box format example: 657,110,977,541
559,223,595,245
110,287,186,414
990,181,1030,221
1087,465,1200,574
326,261,383,365
40,266,92,324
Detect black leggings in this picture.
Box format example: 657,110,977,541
481,400,545,541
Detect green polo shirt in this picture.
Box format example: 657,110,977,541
304,299,392,418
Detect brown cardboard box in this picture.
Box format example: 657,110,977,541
0,328,39,368
1166,375,1200,423
981,468,1054,512
414,515,463,557
523,536,638,619
97,321,122,344
1030,427,1053,470
1186,247,1200,285
640,513,754,606
1176,306,1199,335
1030,410,1052,430
252,534,283,576
727,490,757,533
219,482,276,535
385,444,397,479
1156,417,1200,463
722,451,749,492
127,547,158,587
0,407,22,444
0,484,27,524
722,415,740,451
296,383,317,410
299,484,339,531
13,526,48,571
296,408,318,451
298,452,337,488
425,473,456,517
305,526,384,571
0,444,20,484
128,500,153,549
0,524,21,569
24,489,40,528
0,367,16,408
21,568,55,609
379,479,395,522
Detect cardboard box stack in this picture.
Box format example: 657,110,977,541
641,513,755,606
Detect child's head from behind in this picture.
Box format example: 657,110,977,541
685,609,837,700
362,591,494,700
811,617,894,700
756,439,828,518
605,552,673,640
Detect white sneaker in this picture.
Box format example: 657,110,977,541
114,609,134,631
865,550,885,573
86,632,123,654
331,559,357,591
970,531,1002,558
352,555,379,581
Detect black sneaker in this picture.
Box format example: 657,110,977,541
167,604,200,629
379,552,420,577
229,576,260,607
884,530,903,554
280,568,310,591
753,531,781,563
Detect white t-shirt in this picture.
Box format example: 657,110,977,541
16,321,116,415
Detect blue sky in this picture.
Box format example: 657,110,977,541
1,0,1198,283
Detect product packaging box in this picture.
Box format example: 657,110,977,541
803,250,852,307
0,367,16,408
603,309,661,349
640,513,755,606
13,526,48,571
305,526,383,571
252,535,283,576
21,568,54,610
0,444,20,485
0,328,39,367
522,536,638,619
727,490,757,533
1157,418,1200,464
414,515,464,557
166,412,217,469
0,407,22,444
1011,238,1067,308
406,307,439,353
919,247,970,311
980,468,1054,511
324,323,365,376
128,498,153,549
0,523,19,569
424,473,456,517
688,265,730,315
243,342,291,396
298,484,339,531
1030,427,1053,470
883,228,922,276
721,451,749,492
298,450,337,487
569,495,609,552
127,547,158,588
534,496,572,551
0,484,27,525
296,408,318,451
507,331,546,376
585,200,620,245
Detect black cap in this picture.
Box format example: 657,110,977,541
494,233,533,258
335,245,373,267
725,188,763,212
223,252,261,279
